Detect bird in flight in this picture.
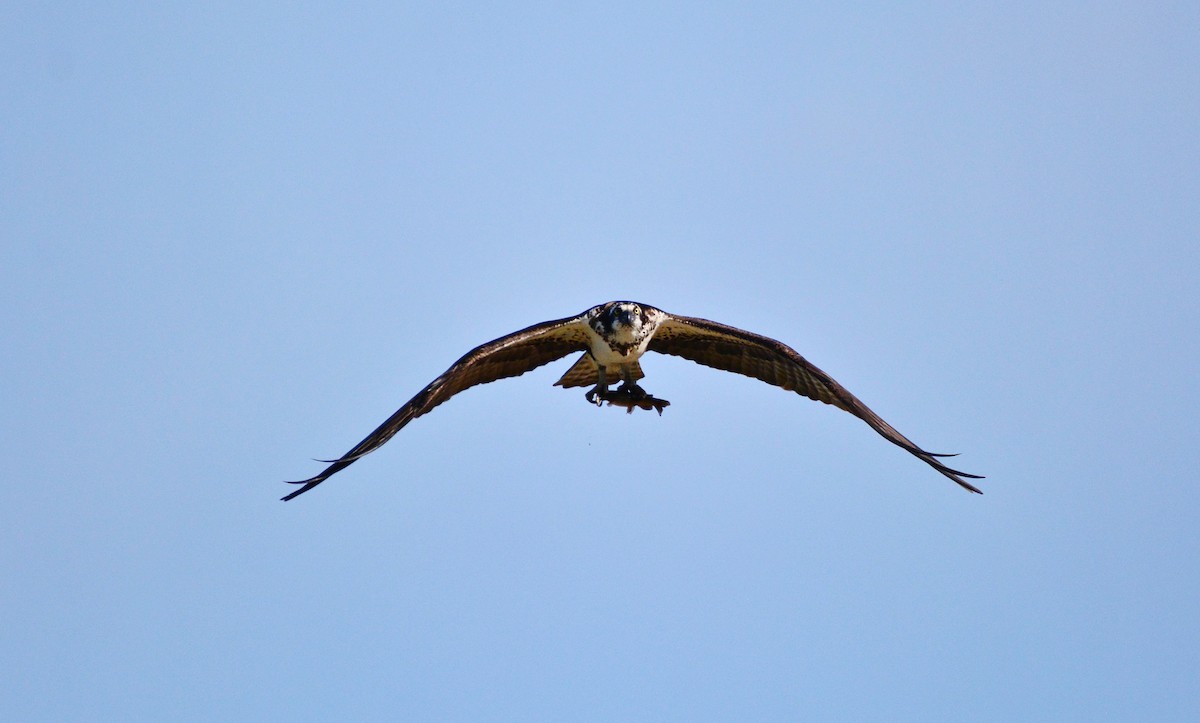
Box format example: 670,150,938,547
283,300,982,500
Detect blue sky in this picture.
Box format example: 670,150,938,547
3,2,1198,720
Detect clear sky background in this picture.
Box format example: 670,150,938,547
3,3,1198,720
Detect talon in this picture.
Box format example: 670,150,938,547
586,385,611,406
617,383,648,399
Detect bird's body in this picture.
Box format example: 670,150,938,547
283,301,982,500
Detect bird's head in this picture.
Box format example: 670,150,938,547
597,301,652,341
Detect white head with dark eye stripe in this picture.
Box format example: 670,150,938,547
596,301,648,342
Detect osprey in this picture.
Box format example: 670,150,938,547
283,300,982,500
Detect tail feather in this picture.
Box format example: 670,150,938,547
553,354,646,388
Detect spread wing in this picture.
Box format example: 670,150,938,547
283,314,592,500
648,314,983,493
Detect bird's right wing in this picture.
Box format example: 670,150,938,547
283,313,592,500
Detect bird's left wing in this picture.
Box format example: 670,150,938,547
283,313,592,500
648,314,983,493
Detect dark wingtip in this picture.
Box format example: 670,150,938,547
939,466,985,480
281,483,318,501
928,457,985,494
312,449,375,465
281,475,324,501
951,472,985,494
927,455,984,479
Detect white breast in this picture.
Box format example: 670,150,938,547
584,324,650,367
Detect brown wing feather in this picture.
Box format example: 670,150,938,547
649,315,983,493
283,314,591,500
